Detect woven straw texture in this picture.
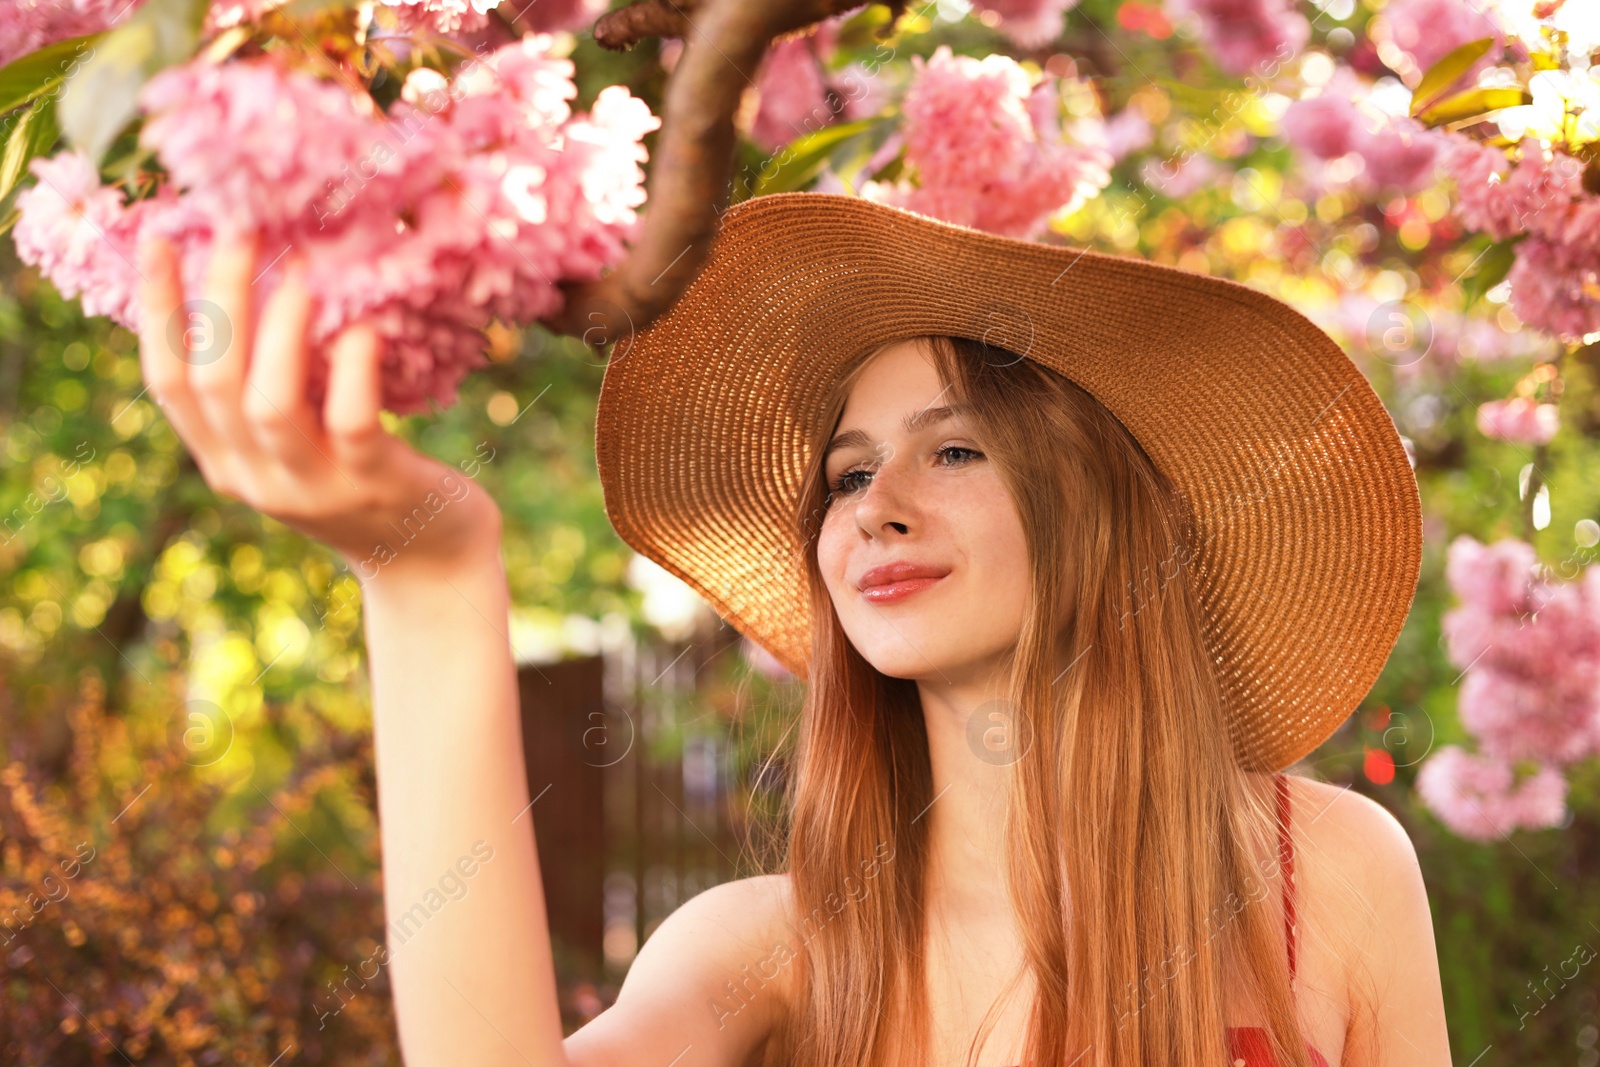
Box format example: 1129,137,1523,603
594,192,1423,773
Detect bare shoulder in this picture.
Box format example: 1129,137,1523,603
1292,777,1433,927
621,871,798,1009
1289,777,1422,887
565,873,798,1067
1287,776,1428,953
650,872,795,937
1285,776,1452,1066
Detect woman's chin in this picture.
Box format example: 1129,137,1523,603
850,629,990,685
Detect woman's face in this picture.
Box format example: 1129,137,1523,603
816,339,1031,689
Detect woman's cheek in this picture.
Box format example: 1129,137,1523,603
960,479,1030,612
815,511,853,600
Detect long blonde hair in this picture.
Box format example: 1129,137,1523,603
762,334,1339,1067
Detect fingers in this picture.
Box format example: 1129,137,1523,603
138,231,390,506
323,321,389,477
136,233,229,470
244,250,320,472
190,227,261,458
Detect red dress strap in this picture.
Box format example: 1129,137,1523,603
1275,772,1297,982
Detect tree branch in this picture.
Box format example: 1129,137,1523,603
533,0,903,347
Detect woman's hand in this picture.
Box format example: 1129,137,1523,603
135,227,501,582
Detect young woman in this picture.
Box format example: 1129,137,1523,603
134,190,1452,1067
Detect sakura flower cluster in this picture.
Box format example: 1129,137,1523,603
373,0,605,37
1281,69,1444,195
740,16,895,153
1476,396,1559,445
1308,291,1547,382
1163,0,1308,76
13,35,659,416
1416,535,1600,839
747,32,835,152
858,45,1112,240
375,0,501,36
971,0,1082,50
0,0,145,68
1439,135,1600,342
1374,0,1505,79
206,0,593,38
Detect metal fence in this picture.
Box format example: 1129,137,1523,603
517,617,760,1009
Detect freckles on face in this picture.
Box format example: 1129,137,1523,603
814,340,1031,686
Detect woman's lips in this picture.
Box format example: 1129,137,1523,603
856,562,952,604
860,575,946,604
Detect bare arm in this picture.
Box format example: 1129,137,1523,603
134,225,786,1067
361,551,568,1065
1298,782,1452,1067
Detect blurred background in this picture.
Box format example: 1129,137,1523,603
2,0,1599,1063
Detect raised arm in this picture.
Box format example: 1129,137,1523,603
133,225,568,1066
134,226,788,1067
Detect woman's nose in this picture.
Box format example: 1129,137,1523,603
854,454,914,538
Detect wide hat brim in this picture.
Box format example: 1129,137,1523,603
595,191,1423,773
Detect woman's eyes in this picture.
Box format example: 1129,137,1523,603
826,445,983,500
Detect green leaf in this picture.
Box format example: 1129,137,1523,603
0,205,19,237
1410,37,1495,116
825,118,898,187
0,33,103,116
1415,87,1532,128
753,118,876,197
1461,237,1520,306
0,96,61,202
57,0,207,167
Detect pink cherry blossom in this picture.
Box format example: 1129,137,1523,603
1377,0,1505,77
137,54,382,238
0,0,144,68
1416,746,1568,840
1435,535,1600,774
973,0,1082,50
1359,116,1443,192
749,33,832,152
1103,107,1154,162
1437,136,1599,339
1457,661,1600,766
375,0,500,36
1283,72,1444,194
1306,293,1556,381
11,150,172,327
1141,151,1222,199
1475,396,1560,445
1443,534,1542,618
1164,0,1309,76
505,0,610,34
1439,135,1519,238
832,61,897,122
14,34,659,416
1282,90,1363,160
860,45,1111,240
1505,235,1600,342
1440,135,1587,241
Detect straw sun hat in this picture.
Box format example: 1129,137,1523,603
594,191,1422,773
